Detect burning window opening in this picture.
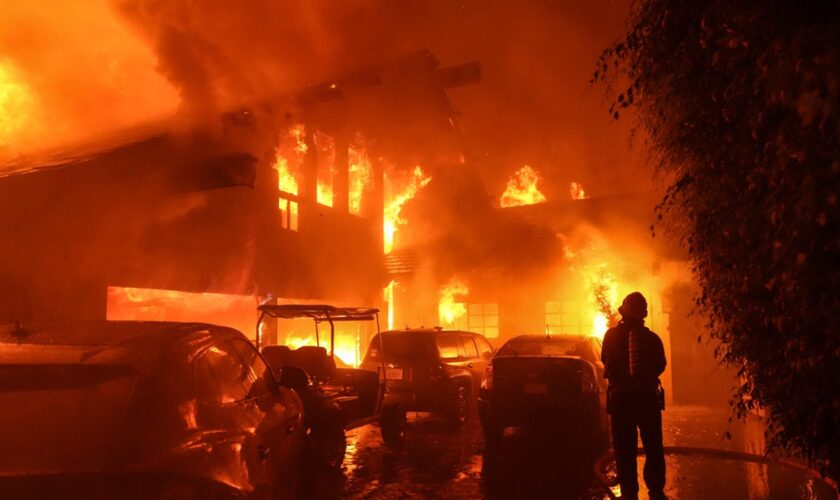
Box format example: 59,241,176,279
499,165,547,208
278,196,299,231
383,165,431,254
570,181,589,200
467,303,499,338
438,277,469,327
348,135,372,215
314,131,335,208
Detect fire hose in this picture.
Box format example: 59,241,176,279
593,446,840,500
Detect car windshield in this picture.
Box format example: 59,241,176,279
496,339,587,357
366,332,438,362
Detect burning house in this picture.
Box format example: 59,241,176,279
0,50,479,367
384,167,728,406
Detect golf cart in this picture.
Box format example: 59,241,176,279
256,304,403,467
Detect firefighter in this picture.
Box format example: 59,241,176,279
602,292,667,500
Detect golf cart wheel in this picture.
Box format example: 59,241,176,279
379,405,407,448
446,385,470,426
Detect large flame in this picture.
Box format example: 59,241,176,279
588,267,620,338
314,131,334,207
553,227,659,340
275,156,299,195
570,182,589,200
500,165,547,208
348,137,372,215
384,280,396,330
383,166,431,253
438,277,469,326
283,332,361,368
0,60,36,147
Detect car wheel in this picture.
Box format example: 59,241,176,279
447,385,470,426
379,405,407,448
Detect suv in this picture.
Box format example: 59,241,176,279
478,334,608,447
360,328,494,426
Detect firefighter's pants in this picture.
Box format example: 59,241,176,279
610,403,666,499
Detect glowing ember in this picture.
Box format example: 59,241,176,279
439,277,469,326
384,166,431,253
0,60,35,145
570,182,589,200
500,165,547,208
348,137,372,215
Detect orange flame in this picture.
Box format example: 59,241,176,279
275,156,299,195
587,268,620,339
348,137,372,215
384,166,431,253
438,277,469,326
500,165,547,208
283,332,361,368
0,60,36,146
384,280,396,331
273,124,334,207
570,182,589,200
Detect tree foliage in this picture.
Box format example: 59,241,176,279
600,0,840,476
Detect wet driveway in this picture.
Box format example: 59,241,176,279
304,406,837,499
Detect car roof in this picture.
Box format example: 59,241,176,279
380,328,481,337
506,334,592,343
0,321,244,366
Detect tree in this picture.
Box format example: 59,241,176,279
599,0,840,477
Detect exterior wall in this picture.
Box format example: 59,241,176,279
0,134,384,326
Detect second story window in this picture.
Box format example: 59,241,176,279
279,195,298,231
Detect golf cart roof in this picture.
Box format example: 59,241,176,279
258,304,379,322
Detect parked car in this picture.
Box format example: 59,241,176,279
359,328,494,430
478,334,608,446
0,321,306,499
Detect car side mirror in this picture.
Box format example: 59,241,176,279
279,366,309,390
481,351,493,360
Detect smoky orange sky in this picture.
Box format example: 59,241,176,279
0,0,651,197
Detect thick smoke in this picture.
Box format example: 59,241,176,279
0,0,177,162
110,0,649,196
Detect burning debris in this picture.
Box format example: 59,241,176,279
499,165,547,208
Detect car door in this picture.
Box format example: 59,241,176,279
228,338,305,497
459,333,487,391
192,342,271,493
436,333,473,389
